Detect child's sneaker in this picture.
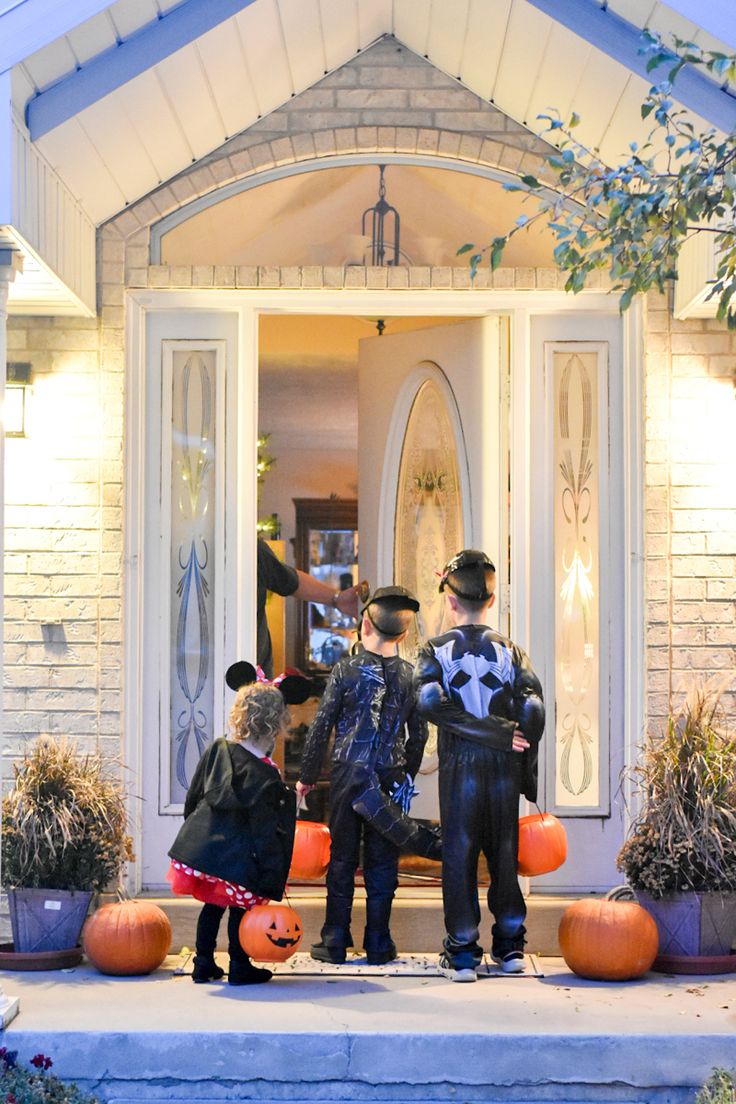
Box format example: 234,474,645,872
438,952,477,982
491,948,526,974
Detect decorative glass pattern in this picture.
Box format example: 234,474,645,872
394,377,464,662
169,350,216,803
554,351,600,807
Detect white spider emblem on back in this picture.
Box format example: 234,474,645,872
433,639,513,716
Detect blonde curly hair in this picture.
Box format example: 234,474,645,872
229,683,289,751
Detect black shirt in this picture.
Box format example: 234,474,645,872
257,539,298,677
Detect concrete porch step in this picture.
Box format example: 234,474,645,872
5,953,736,1104
141,888,570,956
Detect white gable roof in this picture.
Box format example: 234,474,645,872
5,0,735,225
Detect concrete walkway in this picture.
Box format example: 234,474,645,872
2,955,736,1104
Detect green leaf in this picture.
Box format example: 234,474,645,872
619,286,636,312
456,243,475,255
490,237,506,272
520,174,542,189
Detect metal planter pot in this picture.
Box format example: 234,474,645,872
8,888,93,952
635,890,736,957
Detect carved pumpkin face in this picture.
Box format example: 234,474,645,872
239,904,303,962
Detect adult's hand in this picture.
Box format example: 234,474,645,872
335,580,369,619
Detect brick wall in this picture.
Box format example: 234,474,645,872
4,313,121,764
5,36,734,773
644,292,736,731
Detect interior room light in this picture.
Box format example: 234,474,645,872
5,362,32,437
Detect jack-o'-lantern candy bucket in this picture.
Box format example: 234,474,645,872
239,903,303,962
517,812,567,876
289,820,331,880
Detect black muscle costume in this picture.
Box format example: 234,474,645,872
414,624,544,968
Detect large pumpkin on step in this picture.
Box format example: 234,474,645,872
239,903,302,962
517,812,567,876
558,898,658,981
289,820,331,880
83,900,171,975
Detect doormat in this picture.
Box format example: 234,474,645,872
174,950,543,978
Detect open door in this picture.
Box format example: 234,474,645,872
358,316,509,821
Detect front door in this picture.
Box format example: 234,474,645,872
356,312,628,891
357,316,509,821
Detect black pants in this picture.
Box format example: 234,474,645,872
438,737,526,967
195,902,250,964
321,768,399,954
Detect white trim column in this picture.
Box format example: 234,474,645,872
0,247,22,1025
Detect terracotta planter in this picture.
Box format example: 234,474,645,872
635,890,736,958
8,888,93,953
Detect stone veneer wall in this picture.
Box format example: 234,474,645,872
4,37,735,768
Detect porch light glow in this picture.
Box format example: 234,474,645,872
5,362,32,437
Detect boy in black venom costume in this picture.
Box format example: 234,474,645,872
414,550,545,982
297,587,435,965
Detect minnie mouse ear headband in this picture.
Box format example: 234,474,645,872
360,585,420,615
438,549,496,601
225,661,318,705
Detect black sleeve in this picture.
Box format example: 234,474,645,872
512,646,545,744
183,745,210,819
258,538,299,598
404,701,429,779
248,783,296,900
299,662,344,785
413,645,517,753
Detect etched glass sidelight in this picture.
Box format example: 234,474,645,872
553,350,601,807
169,350,216,803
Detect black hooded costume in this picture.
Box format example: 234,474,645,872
169,737,296,899
169,736,296,983
414,622,544,968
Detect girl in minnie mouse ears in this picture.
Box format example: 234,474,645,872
168,666,305,987
225,660,318,706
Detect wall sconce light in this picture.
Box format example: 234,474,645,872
6,362,32,437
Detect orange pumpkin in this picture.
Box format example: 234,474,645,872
517,812,567,876
83,900,171,976
558,898,658,981
289,820,331,880
239,903,303,962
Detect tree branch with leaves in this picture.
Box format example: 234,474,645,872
460,32,736,326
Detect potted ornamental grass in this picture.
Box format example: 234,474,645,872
1,737,132,956
617,680,736,969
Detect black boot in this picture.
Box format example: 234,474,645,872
191,954,225,983
228,957,273,985
193,904,227,982
227,906,273,985
364,895,397,965
310,941,347,965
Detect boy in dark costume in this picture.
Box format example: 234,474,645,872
414,550,545,982
297,586,438,965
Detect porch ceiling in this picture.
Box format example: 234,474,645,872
7,0,736,227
